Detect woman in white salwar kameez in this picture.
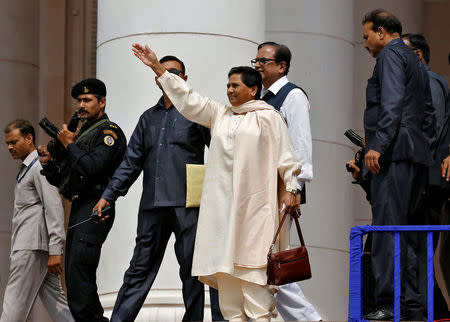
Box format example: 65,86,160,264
132,43,301,321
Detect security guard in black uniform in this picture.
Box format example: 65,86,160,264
39,78,126,322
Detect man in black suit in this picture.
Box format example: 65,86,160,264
402,33,450,318
402,33,449,213
361,10,436,320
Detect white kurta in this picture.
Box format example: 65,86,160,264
158,71,300,288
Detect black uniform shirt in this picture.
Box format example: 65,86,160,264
66,114,127,194
102,97,210,209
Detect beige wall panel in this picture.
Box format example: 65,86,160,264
424,0,450,83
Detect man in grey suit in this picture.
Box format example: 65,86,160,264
1,119,73,321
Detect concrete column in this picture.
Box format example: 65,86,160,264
96,1,265,320
265,1,423,320
0,0,39,313
265,0,356,319
0,0,67,320
0,1,67,320
38,0,67,128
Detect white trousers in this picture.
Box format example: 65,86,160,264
0,250,73,322
216,273,276,321
276,282,322,321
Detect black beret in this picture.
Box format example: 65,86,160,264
71,78,107,99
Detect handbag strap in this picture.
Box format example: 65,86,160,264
293,213,306,246
269,210,306,254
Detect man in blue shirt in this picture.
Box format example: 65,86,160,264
361,10,436,320
94,56,222,321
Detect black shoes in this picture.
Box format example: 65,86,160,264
364,307,395,320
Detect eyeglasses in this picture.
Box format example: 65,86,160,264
167,68,182,75
250,58,276,67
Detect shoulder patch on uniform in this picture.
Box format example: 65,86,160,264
109,124,118,129
103,129,118,139
104,135,115,146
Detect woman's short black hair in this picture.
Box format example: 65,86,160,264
228,66,262,99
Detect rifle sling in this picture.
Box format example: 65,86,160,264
75,119,108,144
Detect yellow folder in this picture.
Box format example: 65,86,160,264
186,164,206,208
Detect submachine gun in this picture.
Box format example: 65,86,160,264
38,111,83,194
344,129,365,183
39,111,82,160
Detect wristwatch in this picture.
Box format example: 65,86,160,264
289,189,298,196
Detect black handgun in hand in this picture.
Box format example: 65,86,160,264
91,205,111,223
67,205,112,230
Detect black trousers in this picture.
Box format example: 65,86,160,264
369,161,427,319
439,199,450,307
209,288,224,321
65,194,115,322
416,187,450,319
111,207,224,322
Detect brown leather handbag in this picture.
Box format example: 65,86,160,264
267,209,312,286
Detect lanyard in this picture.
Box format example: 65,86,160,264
16,157,38,183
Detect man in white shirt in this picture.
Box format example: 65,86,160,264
1,119,73,322
253,42,321,321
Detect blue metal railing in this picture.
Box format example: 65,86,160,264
348,225,450,322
